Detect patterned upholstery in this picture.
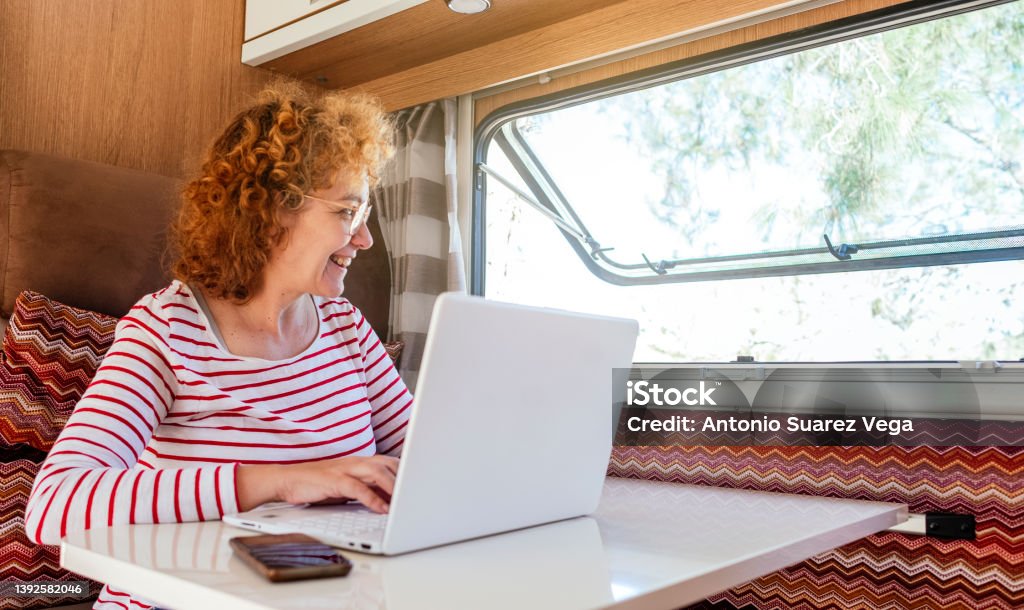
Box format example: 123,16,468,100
610,445,1024,610
0,444,102,610
383,341,404,366
0,291,402,610
0,292,116,608
0,291,399,454
0,291,118,452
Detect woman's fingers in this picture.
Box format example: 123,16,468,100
352,461,398,495
277,456,400,510
375,455,400,476
338,475,390,514
338,458,398,512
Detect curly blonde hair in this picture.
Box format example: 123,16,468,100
170,79,394,302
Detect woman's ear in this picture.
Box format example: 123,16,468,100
273,190,302,226
270,191,302,249
272,190,289,208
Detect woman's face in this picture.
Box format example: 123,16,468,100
272,169,373,298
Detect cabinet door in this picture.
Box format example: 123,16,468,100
242,0,430,66
245,0,340,41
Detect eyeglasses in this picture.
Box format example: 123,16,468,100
302,194,373,235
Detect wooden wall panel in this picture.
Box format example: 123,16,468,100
474,0,911,124
0,0,275,178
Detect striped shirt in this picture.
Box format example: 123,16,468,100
24,280,412,609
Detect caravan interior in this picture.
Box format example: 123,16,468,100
0,0,1021,609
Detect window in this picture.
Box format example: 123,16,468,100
475,0,1024,362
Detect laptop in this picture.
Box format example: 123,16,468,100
223,292,639,555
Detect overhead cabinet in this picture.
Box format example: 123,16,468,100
242,0,430,65
241,0,885,113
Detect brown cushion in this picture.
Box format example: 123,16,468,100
0,150,179,318
0,445,101,609
0,149,392,335
0,292,117,451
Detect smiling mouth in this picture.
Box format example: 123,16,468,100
329,255,352,269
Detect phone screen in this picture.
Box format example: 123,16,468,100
248,539,348,568
230,534,352,581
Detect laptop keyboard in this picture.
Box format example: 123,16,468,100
293,508,387,539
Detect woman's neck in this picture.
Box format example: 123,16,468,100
200,286,319,360
234,289,309,338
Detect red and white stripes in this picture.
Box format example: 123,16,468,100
24,281,411,609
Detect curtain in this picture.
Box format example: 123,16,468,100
374,98,466,389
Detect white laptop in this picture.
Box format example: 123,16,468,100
224,293,638,555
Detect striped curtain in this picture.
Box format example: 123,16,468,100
374,99,466,389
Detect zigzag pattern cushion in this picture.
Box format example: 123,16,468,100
0,291,400,610
383,341,404,365
0,444,101,609
0,291,118,451
610,445,1024,609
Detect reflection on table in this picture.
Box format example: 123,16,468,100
62,478,906,610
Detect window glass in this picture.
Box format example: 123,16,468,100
485,164,1024,361
480,0,1024,361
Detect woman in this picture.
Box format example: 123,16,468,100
24,80,412,609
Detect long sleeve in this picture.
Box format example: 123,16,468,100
352,308,413,456
24,319,238,546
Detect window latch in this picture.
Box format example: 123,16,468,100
586,239,614,260
641,253,676,275
823,233,859,261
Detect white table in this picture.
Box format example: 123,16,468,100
61,478,906,610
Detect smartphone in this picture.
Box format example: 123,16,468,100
229,533,352,582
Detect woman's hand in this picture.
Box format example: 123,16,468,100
236,455,399,514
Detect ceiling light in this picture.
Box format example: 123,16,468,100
445,0,491,14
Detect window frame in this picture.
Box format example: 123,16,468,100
471,0,1023,293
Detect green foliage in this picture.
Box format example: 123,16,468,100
593,2,1024,359
603,3,1024,243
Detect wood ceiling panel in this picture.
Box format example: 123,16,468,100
256,0,890,111
474,0,910,124
262,0,626,89
354,0,826,110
